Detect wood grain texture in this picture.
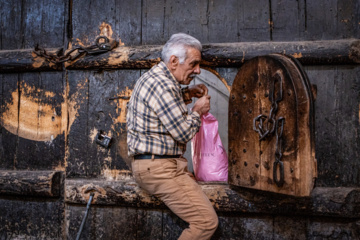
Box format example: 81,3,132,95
2,39,360,73
0,0,67,50
0,170,62,197
15,72,66,170
229,54,316,196
66,71,90,177
271,0,306,41
0,49,62,73
306,65,360,187
64,178,360,218
305,0,360,40
65,204,138,240
0,198,64,239
0,1,23,50
0,74,18,169
66,69,139,178
71,0,117,47
0,1,360,239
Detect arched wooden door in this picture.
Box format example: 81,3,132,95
228,54,317,196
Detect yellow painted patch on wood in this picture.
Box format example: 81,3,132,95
101,169,132,181
53,162,65,171
99,22,114,39
31,52,57,69
1,82,60,141
99,22,125,46
113,87,133,124
80,183,107,202
32,52,47,68
0,79,82,142
108,47,130,65
292,52,303,58
66,79,87,134
75,38,86,47
89,127,99,143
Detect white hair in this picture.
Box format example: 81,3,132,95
161,33,202,64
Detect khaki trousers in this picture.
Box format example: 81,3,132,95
132,157,218,240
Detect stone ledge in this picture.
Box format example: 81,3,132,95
65,178,360,218
0,170,63,197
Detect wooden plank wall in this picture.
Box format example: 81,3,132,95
1,0,358,185
0,0,360,239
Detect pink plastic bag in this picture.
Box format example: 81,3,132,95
191,112,228,182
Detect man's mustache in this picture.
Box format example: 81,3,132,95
189,74,197,78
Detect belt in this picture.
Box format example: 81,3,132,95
134,154,181,160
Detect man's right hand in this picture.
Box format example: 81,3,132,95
192,95,211,116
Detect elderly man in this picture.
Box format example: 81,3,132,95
126,33,218,239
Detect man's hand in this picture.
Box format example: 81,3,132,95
189,84,208,98
192,95,211,116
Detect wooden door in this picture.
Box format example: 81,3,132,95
228,54,317,196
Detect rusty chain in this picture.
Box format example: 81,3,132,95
33,36,118,64
253,71,285,187
273,117,285,187
253,72,283,140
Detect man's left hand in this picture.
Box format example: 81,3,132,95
189,84,208,98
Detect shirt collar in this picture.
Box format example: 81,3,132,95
157,61,181,88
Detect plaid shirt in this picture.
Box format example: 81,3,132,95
126,61,201,157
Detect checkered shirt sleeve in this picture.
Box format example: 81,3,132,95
126,62,201,156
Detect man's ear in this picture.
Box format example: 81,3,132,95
169,55,179,70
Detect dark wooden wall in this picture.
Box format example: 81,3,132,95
1,0,360,239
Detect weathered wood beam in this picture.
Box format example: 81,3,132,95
0,39,359,73
0,49,62,73
65,179,360,218
201,39,360,66
0,171,62,197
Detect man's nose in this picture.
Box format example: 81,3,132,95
194,65,201,74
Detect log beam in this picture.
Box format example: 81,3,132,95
0,39,359,73
0,171,63,197
0,49,62,73
65,179,360,218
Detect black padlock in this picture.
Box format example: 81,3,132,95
95,131,112,148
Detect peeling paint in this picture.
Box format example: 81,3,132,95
31,52,56,69
113,87,133,124
292,52,303,58
89,127,99,143
0,80,80,142
80,183,107,201
108,47,130,66
53,162,65,171
75,38,86,47
32,52,47,68
99,22,114,39
101,169,132,181
67,80,87,134
99,22,125,46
